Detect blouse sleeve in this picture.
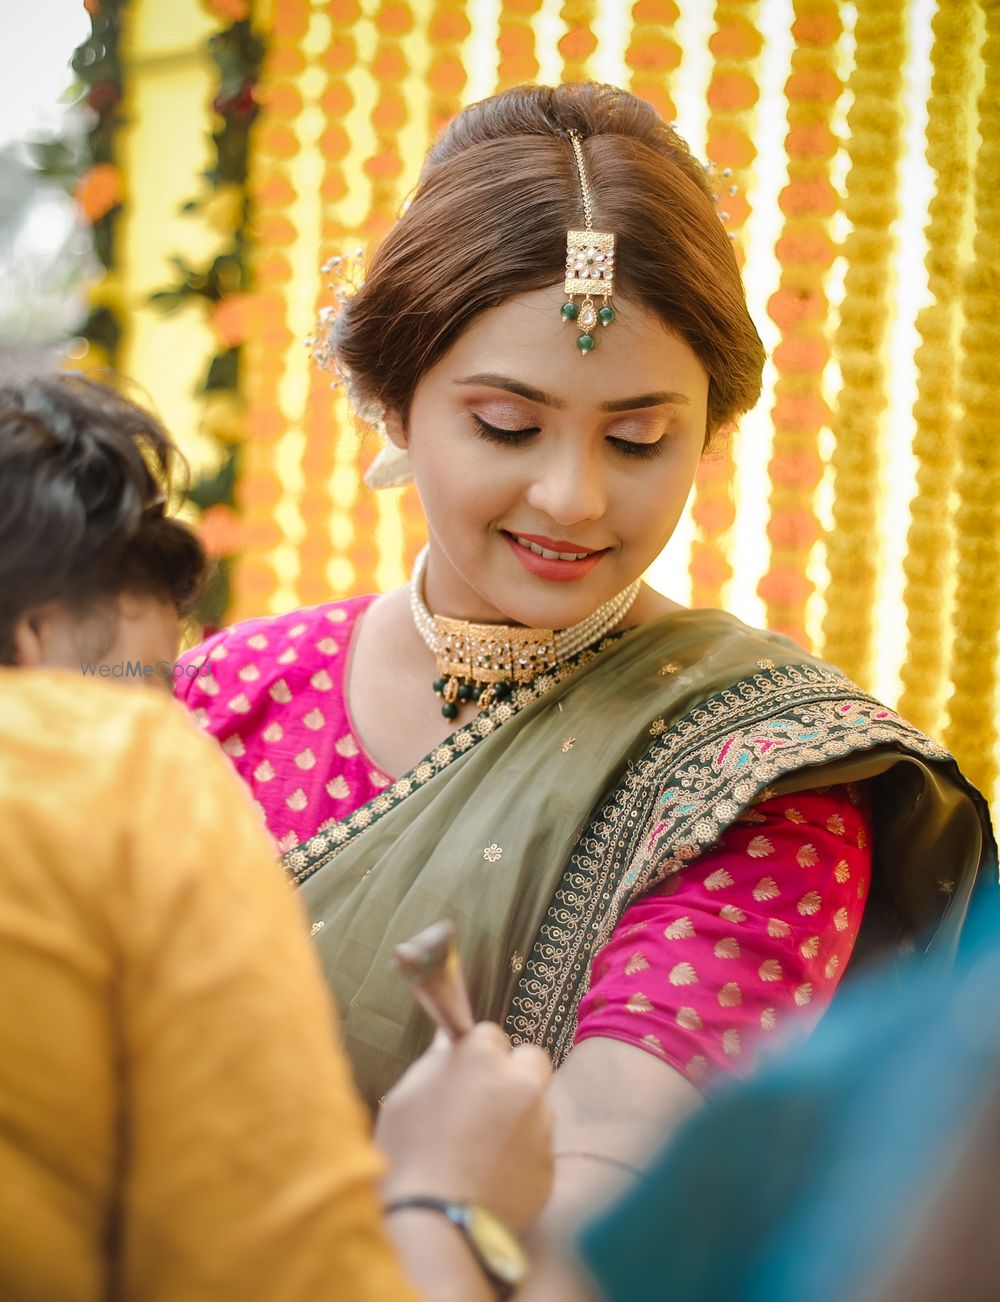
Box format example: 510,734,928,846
573,782,872,1089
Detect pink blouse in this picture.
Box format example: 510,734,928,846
176,598,871,1087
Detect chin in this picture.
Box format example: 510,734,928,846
492,582,620,631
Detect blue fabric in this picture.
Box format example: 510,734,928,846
578,896,1000,1302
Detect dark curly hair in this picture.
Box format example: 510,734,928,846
331,82,765,442
0,373,206,663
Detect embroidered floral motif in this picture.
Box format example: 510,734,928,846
505,663,951,1062
483,843,503,864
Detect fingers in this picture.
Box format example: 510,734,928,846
465,1021,511,1052
509,1042,554,1087
463,1024,553,1088
424,1022,553,1090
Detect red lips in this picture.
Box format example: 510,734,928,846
502,532,609,582
509,532,605,555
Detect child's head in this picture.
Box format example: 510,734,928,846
0,373,206,688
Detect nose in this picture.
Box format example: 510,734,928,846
524,441,606,526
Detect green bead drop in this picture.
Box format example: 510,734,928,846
561,302,578,321
432,677,445,694
441,701,459,720
576,332,595,353
598,305,616,326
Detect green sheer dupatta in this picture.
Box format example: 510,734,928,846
286,609,997,1109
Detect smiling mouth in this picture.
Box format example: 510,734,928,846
510,533,605,561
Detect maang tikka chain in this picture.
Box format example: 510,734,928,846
561,130,617,354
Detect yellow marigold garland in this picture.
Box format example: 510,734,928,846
232,0,306,619
559,0,598,83
820,0,907,687
690,0,762,611
944,0,1000,799
898,1,979,734
497,0,543,90
625,0,681,123
758,0,841,645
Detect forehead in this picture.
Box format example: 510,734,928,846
429,284,709,408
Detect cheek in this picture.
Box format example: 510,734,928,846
616,451,700,540
415,434,515,513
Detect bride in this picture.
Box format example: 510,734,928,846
177,81,995,1225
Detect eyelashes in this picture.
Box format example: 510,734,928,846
470,414,665,460
611,438,665,461
471,414,538,446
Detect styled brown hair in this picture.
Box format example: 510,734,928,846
332,82,765,440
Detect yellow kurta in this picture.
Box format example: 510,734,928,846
0,670,420,1302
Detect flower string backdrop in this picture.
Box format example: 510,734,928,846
688,0,760,611
69,0,128,370
760,0,841,649
69,0,1000,811
898,0,977,739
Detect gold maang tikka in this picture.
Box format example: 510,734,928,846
561,130,616,354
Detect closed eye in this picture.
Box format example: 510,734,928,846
472,413,666,460
609,436,665,460
471,414,540,445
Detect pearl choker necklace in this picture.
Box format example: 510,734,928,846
409,545,640,718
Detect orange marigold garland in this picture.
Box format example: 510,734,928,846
820,0,907,688
362,1,413,241
497,0,543,90
690,0,762,611
348,0,417,594
944,0,1000,799
427,0,470,138
625,0,680,123
758,0,841,644
297,1,360,608
233,0,305,619
898,1,979,735
559,0,598,83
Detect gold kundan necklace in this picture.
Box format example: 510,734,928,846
409,545,640,718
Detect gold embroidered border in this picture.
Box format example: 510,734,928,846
505,663,951,1062
285,638,618,886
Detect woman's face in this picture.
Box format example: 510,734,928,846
390,284,710,629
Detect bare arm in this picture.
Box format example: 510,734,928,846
537,1036,702,1234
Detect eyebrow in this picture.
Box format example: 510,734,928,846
454,373,691,412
